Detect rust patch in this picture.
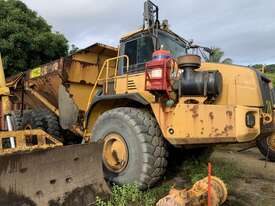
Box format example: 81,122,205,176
192,113,199,118
226,111,233,119
76,60,94,69
223,125,233,136
209,112,214,120
190,105,199,113
190,105,199,118
224,125,233,132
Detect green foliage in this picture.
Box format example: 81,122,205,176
208,47,233,64
95,152,242,206
0,0,68,76
179,157,242,190
95,183,171,206
249,64,275,86
250,64,275,73
264,73,275,86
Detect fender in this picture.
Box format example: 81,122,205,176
84,93,149,128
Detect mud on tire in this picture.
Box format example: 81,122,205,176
92,107,168,189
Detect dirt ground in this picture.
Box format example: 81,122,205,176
211,145,275,206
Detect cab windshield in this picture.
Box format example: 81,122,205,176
158,32,187,58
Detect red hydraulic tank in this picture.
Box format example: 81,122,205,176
145,50,173,95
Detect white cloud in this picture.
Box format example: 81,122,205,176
22,0,275,65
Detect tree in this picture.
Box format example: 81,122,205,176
69,44,79,55
208,47,233,64
0,0,69,76
251,64,275,73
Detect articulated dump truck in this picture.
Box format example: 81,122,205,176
1,1,275,205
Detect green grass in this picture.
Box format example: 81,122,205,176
264,72,275,86
96,152,243,206
96,183,171,206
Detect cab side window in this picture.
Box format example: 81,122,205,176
122,36,154,74
137,36,154,64
125,40,137,66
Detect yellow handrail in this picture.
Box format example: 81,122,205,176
85,55,129,113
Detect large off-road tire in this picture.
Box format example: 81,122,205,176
11,110,33,130
11,109,61,140
92,107,168,189
256,134,275,161
32,108,61,138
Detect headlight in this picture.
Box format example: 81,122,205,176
149,69,162,79
246,112,255,128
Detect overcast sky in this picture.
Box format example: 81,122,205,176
22,0,275,65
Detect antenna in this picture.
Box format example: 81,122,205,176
143,0,159,29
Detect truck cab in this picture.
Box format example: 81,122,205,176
118,28,188,75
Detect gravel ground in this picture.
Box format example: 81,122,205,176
212,145,275,206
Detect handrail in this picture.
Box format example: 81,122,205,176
85,55,129,113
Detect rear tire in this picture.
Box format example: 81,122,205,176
11,109,62,141
11,110,33,130
256,135,275,161
92,107,168,189
32,109,61,139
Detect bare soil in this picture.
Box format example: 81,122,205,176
212,144,275,206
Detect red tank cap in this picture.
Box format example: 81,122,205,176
152,50,172,60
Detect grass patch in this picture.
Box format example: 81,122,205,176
178,157,242,190
96,183,171,206
96,149,243,206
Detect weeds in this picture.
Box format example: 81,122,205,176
96,148,242,206
95,183,171,206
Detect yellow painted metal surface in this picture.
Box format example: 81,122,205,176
103,133,128,173
0,54,11,116
0,129,62,155
201,63,263,107
235,106,260,142
68,83,94,111
112,62,264,145
151,102,260,145
115,73,155,102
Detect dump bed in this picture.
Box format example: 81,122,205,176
7,43,118,111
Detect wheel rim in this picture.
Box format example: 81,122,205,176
103,133,128,173
267,135,275,151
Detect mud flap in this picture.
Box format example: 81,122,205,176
0,143,110,206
